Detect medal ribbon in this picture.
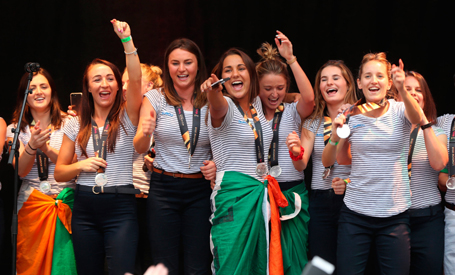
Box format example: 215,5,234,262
268,103,285,168
91,118,110,173
323,113,334,173
236,104,265,163
36,148,49,181
407,125,420,180
174,103,201,164
448,118,455,178
340,99,388,125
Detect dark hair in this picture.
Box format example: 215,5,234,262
11,68,65,132
405,71,437,124
162,38,207,109
212,48,259,105
255,42,291,92
77,58,125,157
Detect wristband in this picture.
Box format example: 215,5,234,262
328,138,339,146
441,168,449,174
420,122,432,130
343,178,351,185
286,56,297,65
124,48,138,55
289,145,304,161
121,36,132,43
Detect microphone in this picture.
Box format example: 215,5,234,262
24,62,41,73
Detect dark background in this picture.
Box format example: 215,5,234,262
1,0,455,273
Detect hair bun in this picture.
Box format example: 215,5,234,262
257,42,279,61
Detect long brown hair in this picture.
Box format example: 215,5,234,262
77,58,125,158
212,48,259,105
162,38,207,109
304,60,358,134
11,68,65,132
406,71,437,124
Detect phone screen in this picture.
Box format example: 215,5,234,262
70,92,83,115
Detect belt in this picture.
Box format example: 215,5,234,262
77,184,141,195
152,167,203,179
445,202,455,211
135,192,148,199
408,204,443,217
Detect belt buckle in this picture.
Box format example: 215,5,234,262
92,185,104,194
172,173,181,178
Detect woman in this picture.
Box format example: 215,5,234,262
255,31,314,274
201,48,274,274
123,63,163,274
7,68,76,274
297,60,358,271
322,53,422,274
134,38,213,275
54,19,142,275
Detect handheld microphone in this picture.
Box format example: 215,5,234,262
24,62,41,73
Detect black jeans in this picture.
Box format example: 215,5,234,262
147,172,212,275
308,189,344,271
72,186,138,275
337,203,410,275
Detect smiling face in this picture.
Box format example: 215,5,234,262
357,61,392,103
259,73,286,113
405,76,424,109
27,74,52,112
221,54,251,102
319,65,348,105
87,64,119,109
168,48,198,92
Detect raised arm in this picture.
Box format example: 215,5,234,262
134,97,156,154
392,59,422,125
275,31,314,119
111,19,142,126
201,74,229,128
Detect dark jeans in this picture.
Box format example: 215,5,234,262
409,204,444,275
135,197,153,274
308,189,344,271
337,204,410,275
72,187,138,275
147,172,212,275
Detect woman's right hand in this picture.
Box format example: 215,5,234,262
142,111,156,137
77,155,107,173
201,74,222,93
28,120,51,150
332,177,347,195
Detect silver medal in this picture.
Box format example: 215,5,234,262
447,177,455,190
269,165,282,178
336,124,350,139
95,173,108,186
39,181,51,193
322,167,331,180
255,162,269,177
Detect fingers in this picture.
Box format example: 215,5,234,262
201,74,220,93
399,59,404,70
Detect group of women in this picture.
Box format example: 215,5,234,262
2,18,455,275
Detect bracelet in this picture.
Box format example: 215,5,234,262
421,122,432,130
28,143,37,150
24,149,36,156
289,145,304,161
328,138,339,146
441,168,449,174
286,56,297,65
124,48,138,55
121,36,132,43
343,178,351,185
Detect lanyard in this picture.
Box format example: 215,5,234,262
407,125,420,180
174,104,201,168
268,103,285,167
91,118,110,173
236,103,265,164
448,118,455,178
341,99,389,124
36,148,49,181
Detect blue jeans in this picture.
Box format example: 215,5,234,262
72,187,138,275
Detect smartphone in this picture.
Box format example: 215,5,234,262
70,92,83,115
301,256,335,275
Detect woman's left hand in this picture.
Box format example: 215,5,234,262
111,19,131,40
200,160,216,181
275,31,294,62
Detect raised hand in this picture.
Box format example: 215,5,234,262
200,160,216,181
286,131,302,157
332,177,347,195
391,59,406,90
275,31,294,62
143,111,156,137
111,19,131,40
201,74,222,93
28,120,51,150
